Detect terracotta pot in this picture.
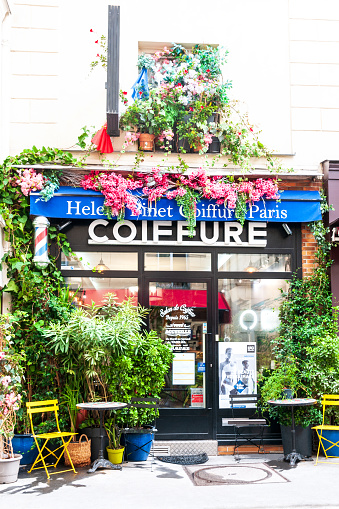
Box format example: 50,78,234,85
192,142,203,153
75,408,88,430
139,133,155,151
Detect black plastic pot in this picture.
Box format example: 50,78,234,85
82,427,109,462
280,424,312,457
208,136,220,153
176,137,190,153
207,112,220,124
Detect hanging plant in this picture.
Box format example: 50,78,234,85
81,168,279,237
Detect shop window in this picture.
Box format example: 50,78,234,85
61,251,138,271
63,277,138,307
218,278,289,371
144,252,211,272
218,253,291,272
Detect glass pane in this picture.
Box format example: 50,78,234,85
144,253,211,271
61,251,138,271
218,253,291,272
218,277,288,369
63,276,138,307
149,282,207,408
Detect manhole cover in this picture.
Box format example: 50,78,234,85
194,465,271,485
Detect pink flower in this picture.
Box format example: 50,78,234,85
0,352,5,360
5,392,18,407
1,376,11,387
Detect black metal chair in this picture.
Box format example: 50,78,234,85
121,397,159,470
229,393,267,460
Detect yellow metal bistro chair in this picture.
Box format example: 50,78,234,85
312,394,339,465
26,400,78,479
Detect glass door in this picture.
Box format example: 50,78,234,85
146,277,213,440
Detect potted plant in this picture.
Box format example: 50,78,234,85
42,294,172,462
119,95,172,151
111,330,173,462
104,414,124,465
0,313,25,483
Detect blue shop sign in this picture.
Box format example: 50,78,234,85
30,187,322,223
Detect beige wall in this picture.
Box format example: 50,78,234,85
2,0,339,173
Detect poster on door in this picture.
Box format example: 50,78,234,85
218,342,257,409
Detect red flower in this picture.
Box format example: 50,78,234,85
238,132,242,136
201,106,204,109
250,127,253,132
90,29,93,32
123,91,127,95
139,91,142,95
96,54,100,57
206,69,210,73
95,40,98,44
189,107,193,111
184,70,188,74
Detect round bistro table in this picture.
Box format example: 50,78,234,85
76,402,127,473
268,398,316,467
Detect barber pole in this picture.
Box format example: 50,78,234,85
33,216,50,268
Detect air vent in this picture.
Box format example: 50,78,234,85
151,444,171,455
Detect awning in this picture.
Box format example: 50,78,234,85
30,187,322,223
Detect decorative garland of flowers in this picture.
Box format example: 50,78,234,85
81,169,279,236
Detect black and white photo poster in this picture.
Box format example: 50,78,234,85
218,342,257,409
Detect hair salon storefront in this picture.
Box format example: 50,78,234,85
31,185,321,445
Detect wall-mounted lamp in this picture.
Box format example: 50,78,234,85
282,223,292,236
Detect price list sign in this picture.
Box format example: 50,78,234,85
160,304,196,352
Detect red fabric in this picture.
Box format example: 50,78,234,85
82,288,229,310
91,123,113,153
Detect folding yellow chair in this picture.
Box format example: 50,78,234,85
26,400,78,479
312,394,339,465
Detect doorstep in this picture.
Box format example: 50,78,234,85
218,445,284,455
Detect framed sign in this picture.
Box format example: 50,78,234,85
218,342,257,409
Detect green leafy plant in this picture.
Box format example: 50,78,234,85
260,250,339,427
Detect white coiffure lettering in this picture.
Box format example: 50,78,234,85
88,220,268,247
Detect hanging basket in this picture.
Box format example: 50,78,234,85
64,434,91,467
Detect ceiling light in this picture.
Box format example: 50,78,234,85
94,255,109,272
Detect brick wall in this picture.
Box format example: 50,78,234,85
280,178,322,275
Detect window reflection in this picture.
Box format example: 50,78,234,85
145,253,211,271
63,277,138,307
218,253,291,272
61,252,138,271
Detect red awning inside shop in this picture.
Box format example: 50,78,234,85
82,288,230,310
149,289,230,310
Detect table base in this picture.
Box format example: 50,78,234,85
87,458,122,473
284,452,313,467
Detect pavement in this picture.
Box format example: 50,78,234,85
1,453,339,509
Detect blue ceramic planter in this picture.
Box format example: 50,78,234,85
122,431,154,461
320,429,339,456
11,434,39,465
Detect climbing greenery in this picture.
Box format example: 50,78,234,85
261,249,339,427
0,147,82,428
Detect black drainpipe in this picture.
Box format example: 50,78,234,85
106,5,120,137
